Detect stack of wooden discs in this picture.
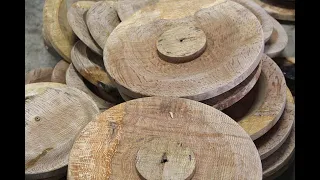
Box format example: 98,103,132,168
252,0,295,21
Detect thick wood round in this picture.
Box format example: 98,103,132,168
43,0,77,62
68,97,262,179
25,68,53,84
105,0,264,101
86,1,120,49
255,89,294,160
264,16,288,58
25,83,99,179
252,0,295,21
67,1,102,55
135,138,196,180
116,0,159,21
262,124,295,179
65,64,113,111
51,60,69,84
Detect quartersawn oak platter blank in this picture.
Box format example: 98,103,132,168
68,97,262,179
252,0,295,21
224,54,287,140
67,1,102,55
43,0,77,62
105,0,264,101
25,68,53,84
25,83,99,179
66,64,114,111
255,89,294,160
51,60,70,84
86,1,120,49
264,16,288,58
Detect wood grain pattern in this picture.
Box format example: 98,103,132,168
262,124,295,178
264,16,288,58
255,88,294,160
86,1,120,49
43,0,77,62
252,0,295,21
105,0,264,101
66,0,99,10
51,60,70,84
26,68,53,84
25,83,99,179
67,1,102,55
66,63,114,111
68,97,262,179
116,0,159,21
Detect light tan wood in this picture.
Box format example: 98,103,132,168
51,60,70,84
43,0,77,62
68,97,262,179
116,0,159,21
135,138,196,180
25,68,53,84
66,0,99,10
25,83,99,179
262,124,295,178
202,61,262,110
252,0,295,21
264,16,288,58
232,0,273,42
86,1,120,49
156,25,207,63
105,0,264,101
67,1,102,55
255,88,294,160
66,64,114,111
42,27,52,48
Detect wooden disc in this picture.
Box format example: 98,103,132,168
66,0,99,10
25,83,99,179
67,1,102,55
105,0,264,101
202,61,262,110
86,1,120,49
116,0,159,21
66,63,114,111
232,0,273,42
43,0,77,62
25,68,53,84
135,138,196,180
252,0,295,21
51,60,70,84
224,54,287,140
255,88,294,160
262,124,295,178
68,97,262,179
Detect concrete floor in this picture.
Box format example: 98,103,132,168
25,0,295,179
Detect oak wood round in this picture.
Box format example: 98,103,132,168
116,0,159,21
135,138,196,180
43,0,77,62
68,97,262,179
65,64,114,111
252,0,295,21
86,1,120,49
105,0,264,101
25,83,99,179
67,1,102,55
51,60,69,84
265,16,288,58
25,68,53,84
255,89,294,160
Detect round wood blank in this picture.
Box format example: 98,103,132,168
86,1,120,49
202,61,262,110
255,88,294,160
66,63,113,111
68,97,262,180
66,0,99,10
116,0,159,21
67,1,102,55
264,16,288,58
105,0,264,101
252,0,295,21
232,0,273,42
43,0,77,62
51,60,70,84
262,124,295,179
25,68,53,84
25,83,99,179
